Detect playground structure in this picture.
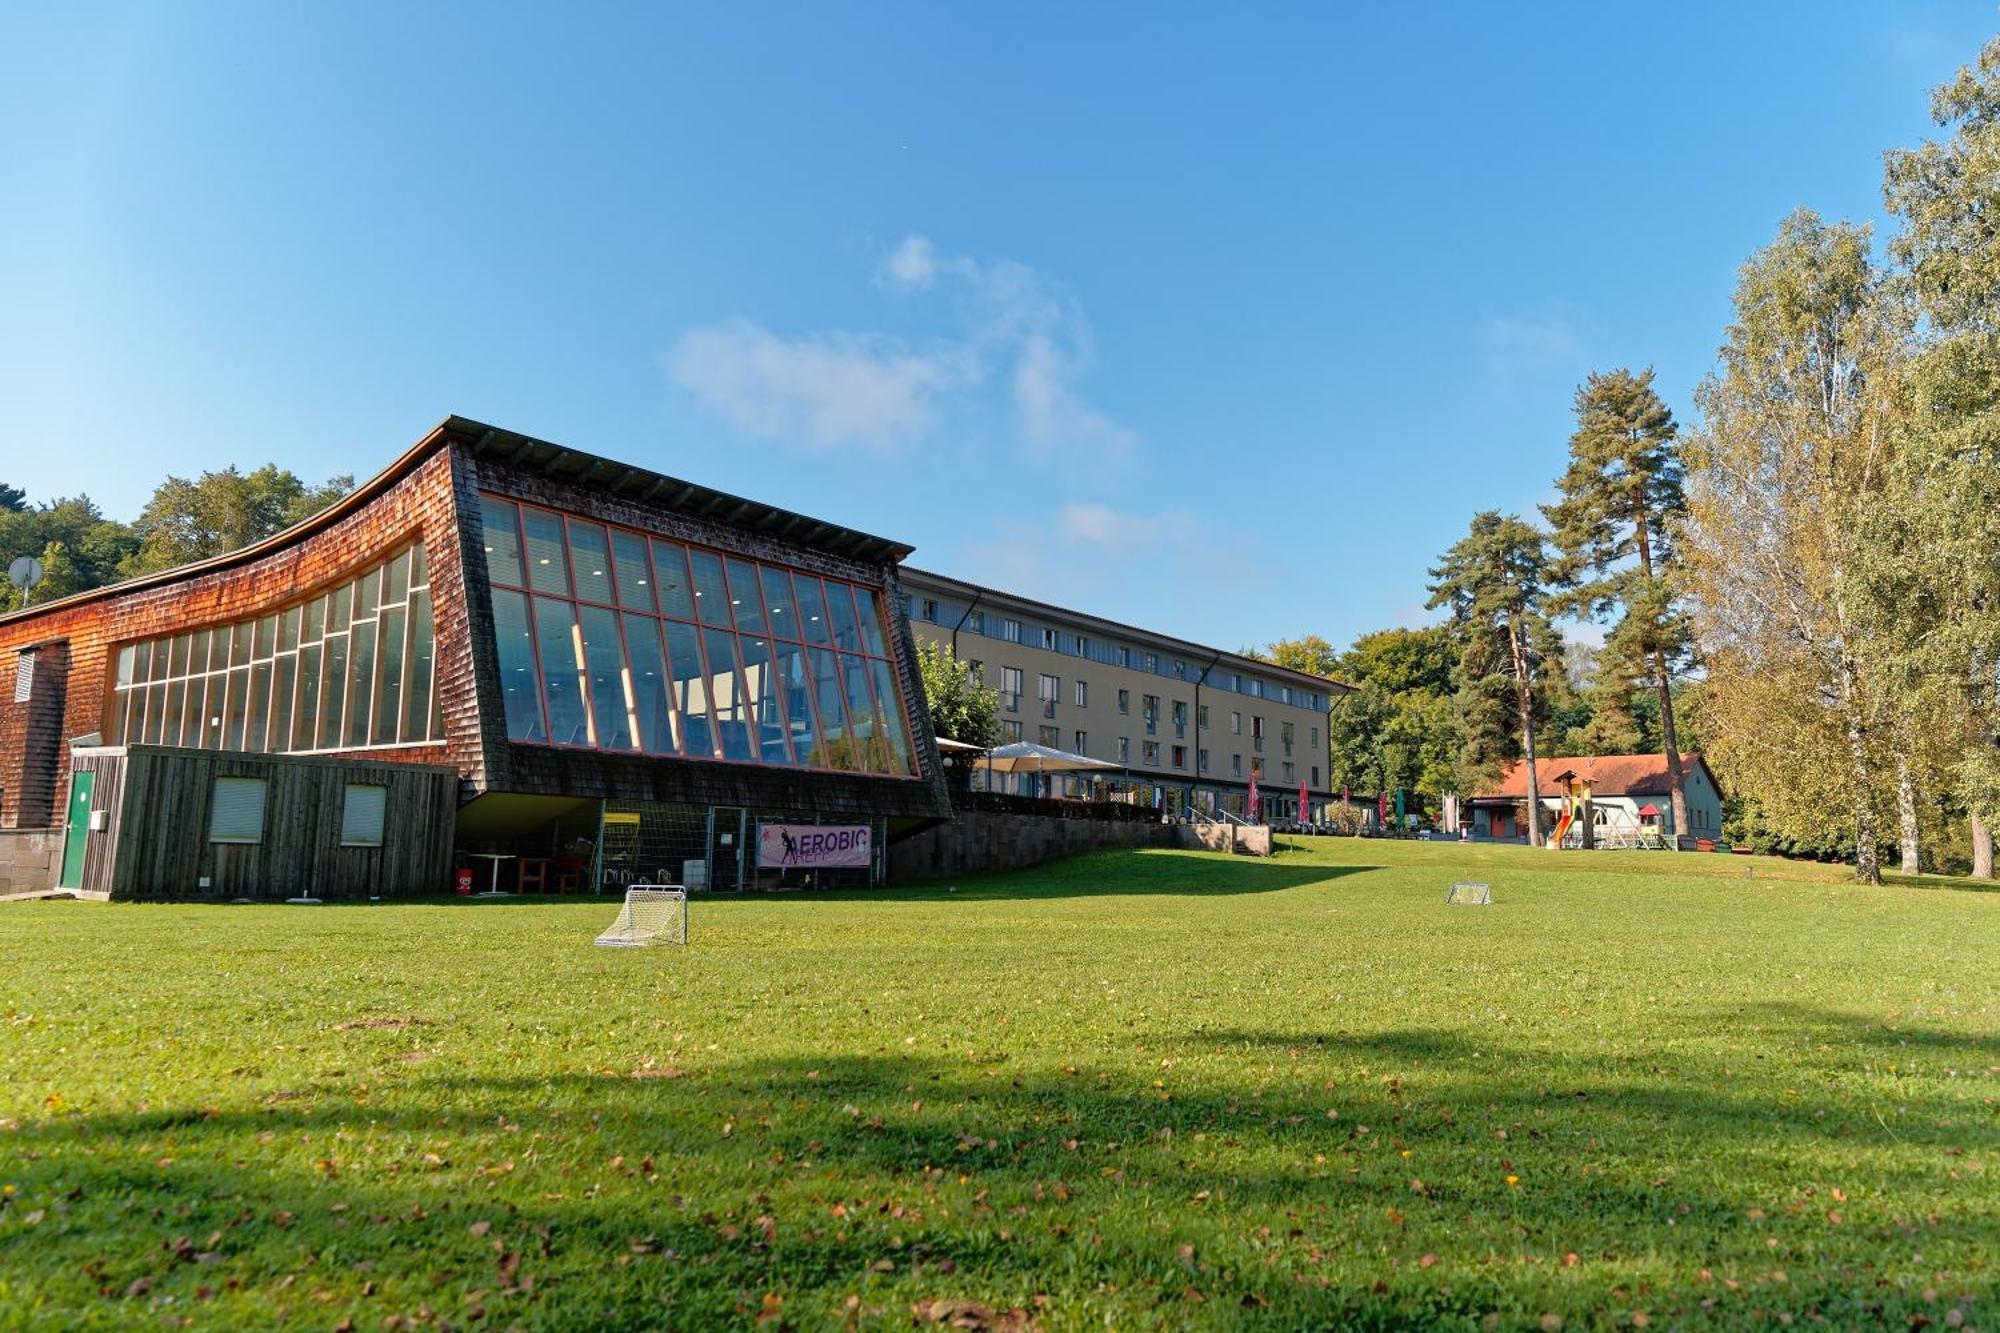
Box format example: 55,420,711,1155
1544,772,1665,851
1546,772,1589,850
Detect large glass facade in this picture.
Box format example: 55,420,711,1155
107,545,442,753
480,494,917,776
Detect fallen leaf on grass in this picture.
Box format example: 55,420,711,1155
912,1298,1038,1330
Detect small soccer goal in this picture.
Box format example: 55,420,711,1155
1444,881,1492,906
594,886,688,947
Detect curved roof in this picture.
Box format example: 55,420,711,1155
0,415,914,628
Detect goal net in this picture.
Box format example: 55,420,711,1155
1443,881,1492,906
593,886,688,947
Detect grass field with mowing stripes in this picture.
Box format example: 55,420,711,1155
1,838,1994,1329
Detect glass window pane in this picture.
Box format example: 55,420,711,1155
703,628,753,761
176,676,199,747
169,633,192,678
188,630,212,677
114,645,137,689
490,589,545,742
247,661,272,751
579,604,635,750
161,680,186,748
353,569,379,623
807,647,853,769
689,550,730,624
853,587,889,657
760,565,799,641
725,558,766,635
739,636,793,765
522,508,571,597
253,614,277,660
532,596,589,745
196,676,222,748
224,666,251,751
772,641,815,762
410,542,429,590
231,622,254,668
344,617,376,748
316,633,347,750
868,657,915,774
796,577,834,647
482,497,525,586
652,540,696,619
825,582,863,653
301,598,323,644
144,683,165,744
610,530,655,613
568,521,614,606
298,643,322,748
623,613,676,755
840,652,884,771
326,586,350,636
402,589,435,743
384,548,412,606
664,620,714,758
270,654,296,753
371,606,406,745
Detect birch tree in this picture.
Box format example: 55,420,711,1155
1881,35,2000,876
1682,211,1909,884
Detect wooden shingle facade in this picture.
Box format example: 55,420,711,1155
0,417,951,899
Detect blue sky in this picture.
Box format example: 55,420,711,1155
2,4,1993,653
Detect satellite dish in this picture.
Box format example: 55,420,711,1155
7,556,43,590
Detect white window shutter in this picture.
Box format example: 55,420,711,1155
340,784,387,846
209,777,267,844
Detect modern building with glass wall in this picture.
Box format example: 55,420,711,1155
0,417,949,899
899,568,1348,822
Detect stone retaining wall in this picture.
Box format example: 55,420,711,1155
0,827,59,894
889,809,1179,881
1175,823,1273,856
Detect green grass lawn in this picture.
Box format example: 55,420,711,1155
2,839,1994,1330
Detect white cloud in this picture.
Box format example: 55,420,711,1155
667,319,973,451
1059,501,1154,546
671,235,1136,454
1476,304,1586,385
877,234,940,291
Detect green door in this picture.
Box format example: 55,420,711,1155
58,771,94,889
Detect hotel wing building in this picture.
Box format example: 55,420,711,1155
899,569,1349,822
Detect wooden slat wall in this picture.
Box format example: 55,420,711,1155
102,745,458,901
68,747,129,896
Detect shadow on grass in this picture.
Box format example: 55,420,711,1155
7,1011,1994,1327
754,849,1381,904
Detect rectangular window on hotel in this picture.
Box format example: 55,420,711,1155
476,495,917,777
108,545,441,756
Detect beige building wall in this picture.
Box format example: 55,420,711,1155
899,569,1346,819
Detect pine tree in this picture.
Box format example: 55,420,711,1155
1544,368,1693,833
1427,512,1560,846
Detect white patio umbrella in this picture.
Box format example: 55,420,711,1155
975,740,1120,774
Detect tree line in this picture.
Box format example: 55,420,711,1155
1254,37,2000,883
0,466,352,614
